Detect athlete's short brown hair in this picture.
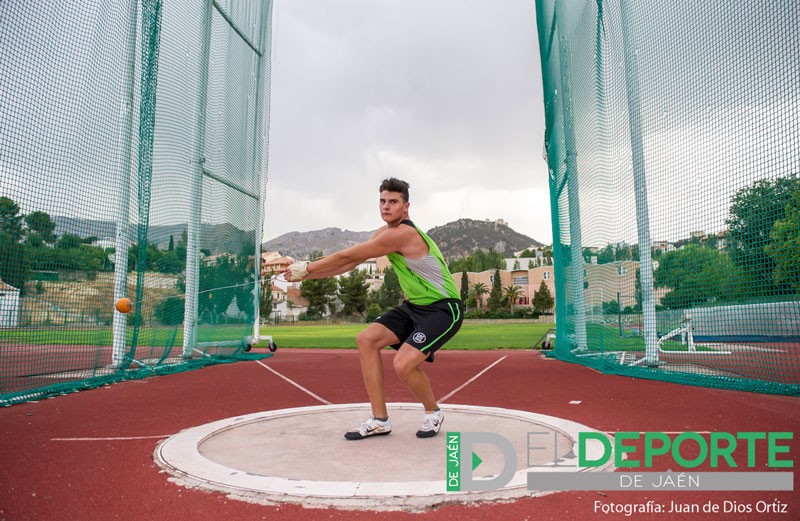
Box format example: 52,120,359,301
379,178,410,202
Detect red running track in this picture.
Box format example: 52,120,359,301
0,348,797,521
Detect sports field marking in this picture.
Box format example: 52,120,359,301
255,360,333,405
51,435,169,441
439,355,508,403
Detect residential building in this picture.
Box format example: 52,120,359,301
453,266,555,310
261,252,295,278
0,279,20,328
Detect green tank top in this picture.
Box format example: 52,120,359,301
387,220,460,305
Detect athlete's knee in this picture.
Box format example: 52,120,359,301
393,355,417,380
356,330,381,353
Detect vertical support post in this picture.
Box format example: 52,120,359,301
547,168,564,331
555,2,588,350
619,0,658,364
252,0,273,341
111,0,140,367
183,0,213,357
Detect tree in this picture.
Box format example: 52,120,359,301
469,282,488,311
610,242,636,262
154,250,183,274
259,279,273,321
0,197,25,289
239,239,256,259
193,254,253,323
365,303,382,322
601,299,621,315
765,187,800,292
24,211,56,244
233,256,255,322
448,249,506,273
532,280,554,314
487,269,503,312
338,269,369,317
725,175,799,296
168,234,175,252
201,259,237,322
459,268,469,302
25,244,108,273
371,267,403,311
154,296,184,325
503,285,523,313
56,233,83,250
597,244,615,264
0,197,24,240
300,277,338,317
654,244,745,309
176,229,188,263
26,234,45,248
127,238,187,274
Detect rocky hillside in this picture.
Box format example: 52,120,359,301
53,217,252,254
263,219,543,261
426,219,543,259
263,228,374,259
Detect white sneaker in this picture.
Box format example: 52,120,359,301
416,410,444,438
344,417,392,440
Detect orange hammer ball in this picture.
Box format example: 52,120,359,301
115,297,133,314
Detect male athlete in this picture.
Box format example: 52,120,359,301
283,178,464,440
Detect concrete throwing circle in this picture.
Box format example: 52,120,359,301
154,403,614,511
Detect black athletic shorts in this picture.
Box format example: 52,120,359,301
375,298,465,363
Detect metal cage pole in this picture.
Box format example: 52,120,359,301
111,0,140,367
182,0,213,357
556,2,588,351
619,0,658,365
252,0,273,342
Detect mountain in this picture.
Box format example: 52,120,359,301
53,216,118,241
53,216,253,254
263,219,543,261
426,219,543,259
263,228,374,259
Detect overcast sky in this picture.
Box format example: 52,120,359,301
263,0,551,244
4,1,795,250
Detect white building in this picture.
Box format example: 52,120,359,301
0,279,20,328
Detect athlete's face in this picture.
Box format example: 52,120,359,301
379,190,409,225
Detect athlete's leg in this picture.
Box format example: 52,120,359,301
356,322,400,419
393,344,437,412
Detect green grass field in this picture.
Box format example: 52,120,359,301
0,321,707,352
264,322,555,350
0,322,555,350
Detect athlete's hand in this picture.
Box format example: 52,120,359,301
284,261,309,281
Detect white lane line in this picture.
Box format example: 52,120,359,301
439,355,508,403
51,435,169,441
256,360,333,405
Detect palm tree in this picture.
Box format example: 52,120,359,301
469,282,489,311
503,285,524,314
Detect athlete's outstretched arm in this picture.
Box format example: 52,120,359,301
283,227,403,281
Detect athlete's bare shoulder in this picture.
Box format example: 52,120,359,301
388,221,428,258
370,226,389,240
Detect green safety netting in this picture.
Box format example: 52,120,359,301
0,0,274,406
536,0,799,395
